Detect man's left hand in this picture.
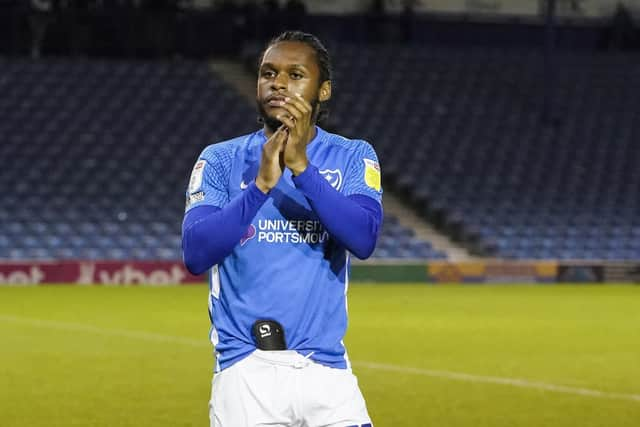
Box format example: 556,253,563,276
275,92,314,176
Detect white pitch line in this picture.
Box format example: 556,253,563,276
0,314,208,348
354,361,640,403
1,314,639,403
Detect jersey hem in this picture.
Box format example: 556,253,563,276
216,348,349,372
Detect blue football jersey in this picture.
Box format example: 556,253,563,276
185,126,382,372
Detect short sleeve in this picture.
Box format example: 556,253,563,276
184,146,231,212
342,141,383,203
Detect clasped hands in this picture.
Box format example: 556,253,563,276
256,91,314,194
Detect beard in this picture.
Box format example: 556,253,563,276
256,97,320,132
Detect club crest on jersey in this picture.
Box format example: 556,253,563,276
240,224,256,246
319,169,343,190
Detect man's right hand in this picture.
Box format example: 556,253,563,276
255,125,288,194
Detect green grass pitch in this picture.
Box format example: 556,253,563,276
0,284,638,427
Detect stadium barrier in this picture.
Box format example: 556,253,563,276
0,261,203,285
0,260,638,285
427,261,557,283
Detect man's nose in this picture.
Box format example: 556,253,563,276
271,72,287,90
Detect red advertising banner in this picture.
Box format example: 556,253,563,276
0,261,206,285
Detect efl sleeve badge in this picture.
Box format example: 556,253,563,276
188,159,206,194
363,158,381,192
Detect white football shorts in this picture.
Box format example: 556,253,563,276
209,349,373,427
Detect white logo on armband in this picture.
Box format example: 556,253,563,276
259,324,271,338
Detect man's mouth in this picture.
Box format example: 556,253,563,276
265,95,286,107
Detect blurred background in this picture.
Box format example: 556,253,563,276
1,0,639,283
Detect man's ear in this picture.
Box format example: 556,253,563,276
319,81,332,102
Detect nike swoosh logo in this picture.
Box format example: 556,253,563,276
240,180,248,190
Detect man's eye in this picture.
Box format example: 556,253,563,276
262,71,275,78
290,73,303,79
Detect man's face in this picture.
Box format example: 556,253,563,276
256,41,325,130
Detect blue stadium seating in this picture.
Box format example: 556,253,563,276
0,58,441,261
327,45,639,260
372,215,446,259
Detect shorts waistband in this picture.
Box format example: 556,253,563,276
251,349,315,368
